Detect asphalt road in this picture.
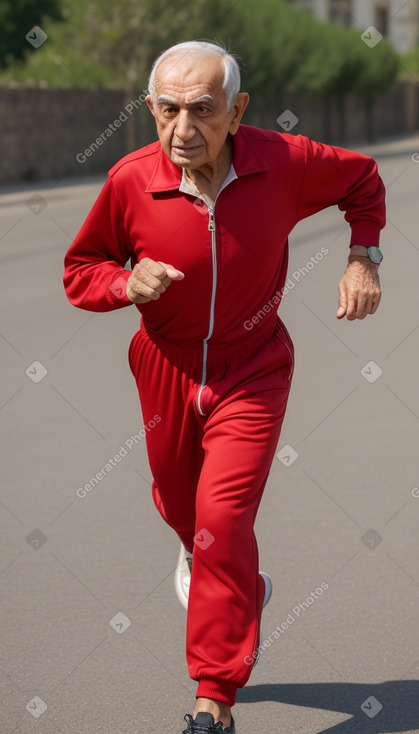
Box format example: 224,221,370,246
1,133,419,734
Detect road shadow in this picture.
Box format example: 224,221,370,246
237,680,419,732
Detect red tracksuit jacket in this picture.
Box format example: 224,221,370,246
63,124,386,345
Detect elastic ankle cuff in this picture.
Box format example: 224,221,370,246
196,679,237,707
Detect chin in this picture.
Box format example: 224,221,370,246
172,154,204,169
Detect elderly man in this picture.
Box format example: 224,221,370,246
63,40,385,733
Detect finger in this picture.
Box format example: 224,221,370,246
157,261,185,281
370,291,382,314
136,258,168,284
127,283,160,302
132,288,162,302
137,268,168,292
336,282,347,319
125,282,152,304
357,290,380,318
345,293,358,320
127,273,166,300
354,293,370,320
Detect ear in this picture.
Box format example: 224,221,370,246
229,92,250,134
146,96,156,118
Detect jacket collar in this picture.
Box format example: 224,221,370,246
145,125,269,193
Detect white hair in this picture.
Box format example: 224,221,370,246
148,40,241,112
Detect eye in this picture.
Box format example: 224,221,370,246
194,105,212,117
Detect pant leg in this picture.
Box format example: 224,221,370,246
187,381,291,707
128,321,205,551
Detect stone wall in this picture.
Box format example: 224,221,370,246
1,81,417,185
246,81,419,144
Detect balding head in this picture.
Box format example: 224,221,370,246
148,41,241,112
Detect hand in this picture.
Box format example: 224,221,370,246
336,255,381,320
126,258,185,304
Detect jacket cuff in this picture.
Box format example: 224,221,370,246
350,221,382,247
106,269,133,308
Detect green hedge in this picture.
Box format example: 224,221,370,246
0,0,401,97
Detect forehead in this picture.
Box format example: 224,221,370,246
154,54,225,102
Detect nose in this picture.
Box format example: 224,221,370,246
174,108,196,142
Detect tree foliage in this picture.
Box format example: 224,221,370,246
232,0,399,97
0,0,400,98
400,47,419,78
0,0,62,69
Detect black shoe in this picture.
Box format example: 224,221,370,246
182,711,236,733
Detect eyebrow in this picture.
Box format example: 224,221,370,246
156,94,215,107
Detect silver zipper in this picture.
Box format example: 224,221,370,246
196,206,217,415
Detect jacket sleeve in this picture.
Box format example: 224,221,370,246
296,137,386,246
63,176,134,311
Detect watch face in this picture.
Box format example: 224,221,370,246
367,247,383,264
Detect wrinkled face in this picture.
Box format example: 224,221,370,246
146,54,243,170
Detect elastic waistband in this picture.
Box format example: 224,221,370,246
141,313,277,358
131,314,292,381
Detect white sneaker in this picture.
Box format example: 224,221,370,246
174,542,273,616
254,571,273,667
174,543,193,610
260,571,273,609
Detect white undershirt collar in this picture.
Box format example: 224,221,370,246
179,164,237,208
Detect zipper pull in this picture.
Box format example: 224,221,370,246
208,209,215,232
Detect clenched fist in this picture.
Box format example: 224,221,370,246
126,258,185,304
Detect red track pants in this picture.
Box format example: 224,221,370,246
128,315,294,707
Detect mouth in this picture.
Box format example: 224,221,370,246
172,144,203,156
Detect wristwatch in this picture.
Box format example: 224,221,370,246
351,246,383,264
